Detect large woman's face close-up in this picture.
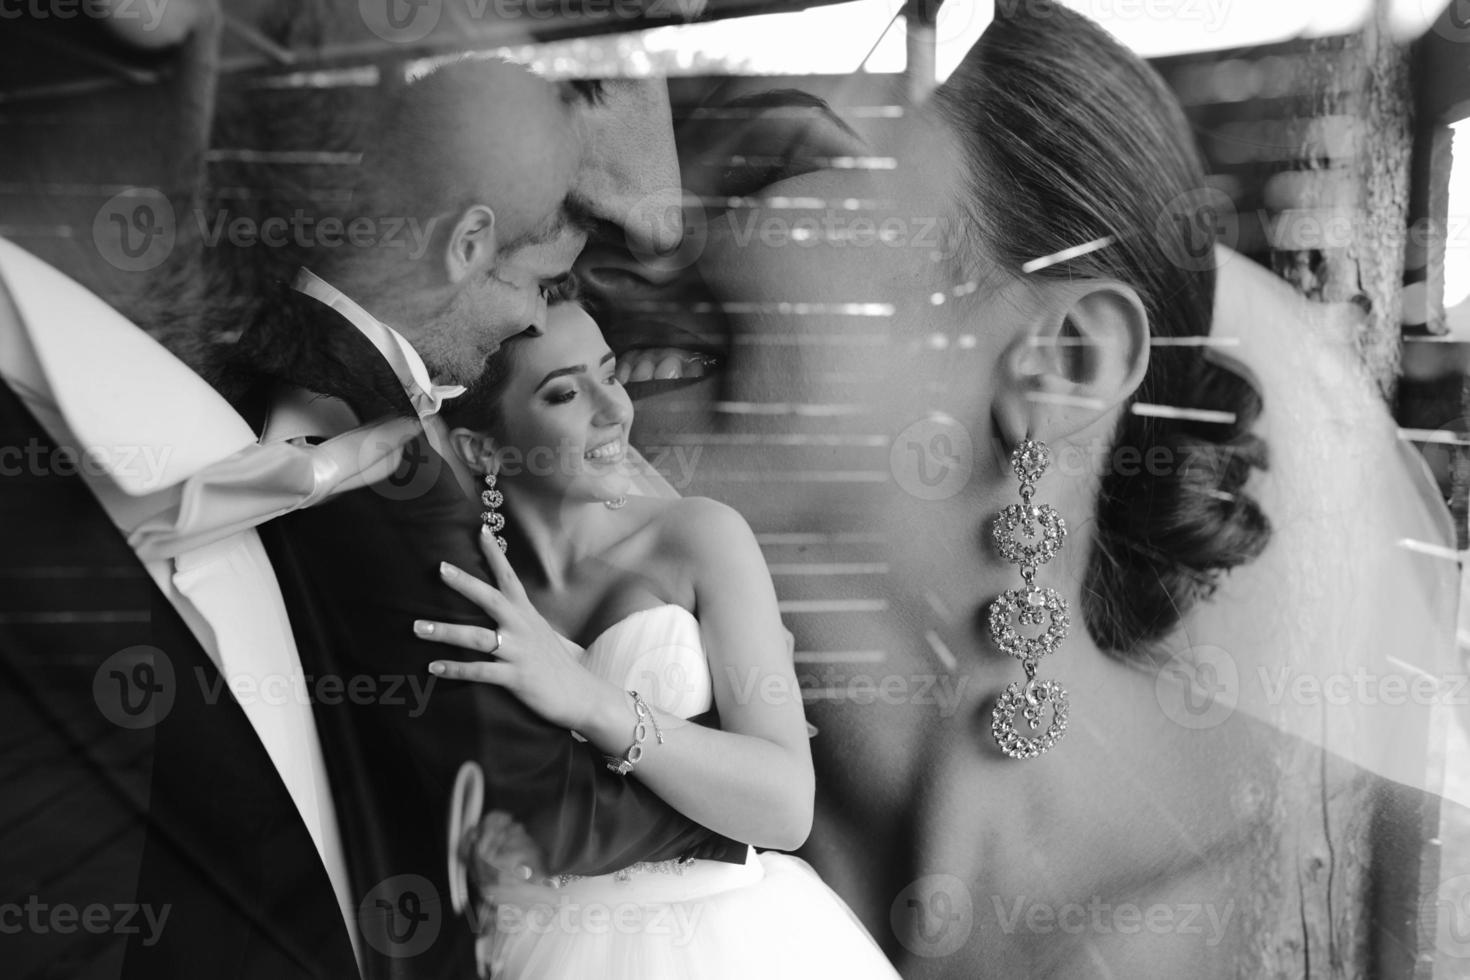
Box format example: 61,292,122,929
586,99,1018,532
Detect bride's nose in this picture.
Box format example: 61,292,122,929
591,378,633,427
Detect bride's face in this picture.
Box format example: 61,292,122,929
489,303,635,504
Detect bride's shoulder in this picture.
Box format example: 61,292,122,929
648,496,758,556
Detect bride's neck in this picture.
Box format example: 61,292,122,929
499,483,611,590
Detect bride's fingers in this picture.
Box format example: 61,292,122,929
426,657,516,685
439,561,515,620
479,528,528,602
414,620,511,656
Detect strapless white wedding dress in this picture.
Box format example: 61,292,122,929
482,604,900,979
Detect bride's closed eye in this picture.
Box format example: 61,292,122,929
543,372,620,405
688,88,867,208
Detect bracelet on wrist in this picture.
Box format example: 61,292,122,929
605,690,664,775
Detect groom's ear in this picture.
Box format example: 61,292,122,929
992,280,1150,447
444,205,498,284
448,427,499,476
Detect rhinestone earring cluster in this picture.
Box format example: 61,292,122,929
481,472,507,553
989,438,1070,760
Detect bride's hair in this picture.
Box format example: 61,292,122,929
931,1,1271,655
441,336,526,438
441,295,588,437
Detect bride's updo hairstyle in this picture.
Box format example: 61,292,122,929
931,1,1271,654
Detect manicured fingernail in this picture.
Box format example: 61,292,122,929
414,620,434,636
480,526,494,539
440,562,457,579
428,662,445,675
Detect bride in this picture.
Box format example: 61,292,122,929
416,299,901,978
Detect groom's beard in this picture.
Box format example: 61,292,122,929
413,283,530,389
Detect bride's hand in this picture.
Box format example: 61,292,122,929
416,527,622,733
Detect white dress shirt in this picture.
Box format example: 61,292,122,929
0,240,362,969
290,269,465,456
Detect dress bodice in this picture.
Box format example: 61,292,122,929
561,604,713,719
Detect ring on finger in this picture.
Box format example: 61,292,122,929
487,628,503,655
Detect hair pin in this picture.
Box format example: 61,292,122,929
1020,235,1117,274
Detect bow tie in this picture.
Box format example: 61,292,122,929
0,239,430,564
129,415,422,562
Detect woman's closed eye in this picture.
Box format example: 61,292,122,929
545,372,618,405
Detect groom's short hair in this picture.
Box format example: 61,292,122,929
348,57,580,254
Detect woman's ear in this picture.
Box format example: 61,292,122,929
444,205,498,285
448,427,498,476
994,281,1149,447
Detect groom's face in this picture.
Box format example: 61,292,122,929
412,67,586,386
417,78,682,388
418,223,585,387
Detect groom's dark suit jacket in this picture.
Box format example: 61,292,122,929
0,379,359,979
228,288,744,979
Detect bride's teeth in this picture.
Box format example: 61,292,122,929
654,354,683,380
629,356,657,383
615,347,716,384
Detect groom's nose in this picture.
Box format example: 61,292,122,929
574,236,690,296
569,80,684,257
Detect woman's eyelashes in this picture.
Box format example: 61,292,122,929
541,372,620,405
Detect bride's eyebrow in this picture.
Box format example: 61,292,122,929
535,352,615,391
714,89,862,143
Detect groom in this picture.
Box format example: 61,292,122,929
228,59,743,979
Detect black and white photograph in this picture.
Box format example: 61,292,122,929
1,0,1468,976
